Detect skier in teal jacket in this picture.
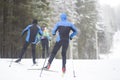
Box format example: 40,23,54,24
44,13,78,73
41,25,50,58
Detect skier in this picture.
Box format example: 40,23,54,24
44,13,78,73
15,19,43,64
41,25,50,58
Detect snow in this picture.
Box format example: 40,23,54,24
0,58,120,80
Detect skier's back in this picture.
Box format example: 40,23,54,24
44,13,78,73
15,19,43,64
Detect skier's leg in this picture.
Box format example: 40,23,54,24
44,41,61,69
48,41,62,64
46,39,49,57
15,41,29,62
31,43,36,64
41,40,45,58
43,41,61,69
61,40,69,73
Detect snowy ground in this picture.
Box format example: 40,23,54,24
0,58,120,80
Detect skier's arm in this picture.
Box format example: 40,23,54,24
70,24,78,39
52,23,59,35
38,26,43,36
21,25,31,37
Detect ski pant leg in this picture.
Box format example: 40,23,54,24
19,41,29,59
61,40,69,68
31,43,36,63
41,39,45,58
48,41,61,64
45,39,49,57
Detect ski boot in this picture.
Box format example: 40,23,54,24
62,67,66,73
15,59,21,63
43,63,51,70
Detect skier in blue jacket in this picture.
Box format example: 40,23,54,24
44,13,77,73
15,19,43,64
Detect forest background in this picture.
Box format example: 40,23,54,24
0,0,119,59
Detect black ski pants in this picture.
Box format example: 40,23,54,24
48,39,69,68
18,41,36,63
41,38,49,58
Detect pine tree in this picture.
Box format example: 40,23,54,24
76,0,98,59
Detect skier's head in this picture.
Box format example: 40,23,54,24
42,25,46,31
60,13,67,21
32,19,38,24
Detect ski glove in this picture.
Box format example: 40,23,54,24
53,34,56,36
70,37,72,40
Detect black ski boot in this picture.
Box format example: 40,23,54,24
15,59,21,63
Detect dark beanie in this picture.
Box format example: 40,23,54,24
32,19,38,24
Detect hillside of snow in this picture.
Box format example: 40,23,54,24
0,59,120,80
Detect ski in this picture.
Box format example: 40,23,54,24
31,63,38,66
61,73,65,77
13,60,22,64
28,68,58,73
14,62,23,65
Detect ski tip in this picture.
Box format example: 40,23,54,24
61,73,65,77
74,75,76,78
40,75,42,77
32,64,38,66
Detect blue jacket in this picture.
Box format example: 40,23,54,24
52,13,77,42
21,24,43,44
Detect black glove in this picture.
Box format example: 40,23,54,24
53,34,56,36
70,37,72,40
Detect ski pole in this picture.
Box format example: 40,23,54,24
9,37,22,67
72,59,76,77
40,56,47,77
9,58,14,67
9,48,19,67
40,36,51,77
36,42,41,64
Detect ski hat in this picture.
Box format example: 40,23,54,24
32,19,38,24
60,13,67,21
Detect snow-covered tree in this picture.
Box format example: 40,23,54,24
97,1,117,56
76,0,98,59
30,0,50,25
